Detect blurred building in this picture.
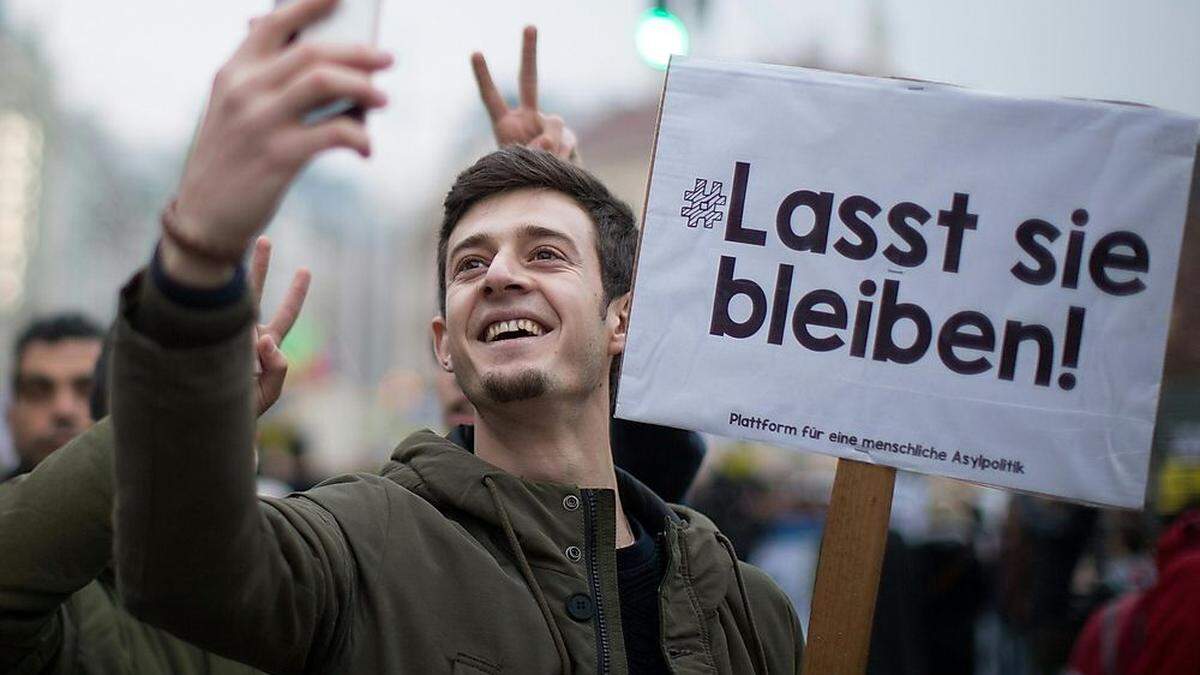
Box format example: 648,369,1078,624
0,4,54,334
0,7,171,350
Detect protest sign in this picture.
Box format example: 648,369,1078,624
616,57,1199,509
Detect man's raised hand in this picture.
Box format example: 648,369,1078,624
164,0,392,284
248,237,311,416
471,26,579,162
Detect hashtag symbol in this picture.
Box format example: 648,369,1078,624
680,178,728,229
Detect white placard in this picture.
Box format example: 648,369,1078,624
616,58,1199,508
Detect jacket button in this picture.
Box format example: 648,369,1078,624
562,494,580,511
565,545,583,562
566,593,594,621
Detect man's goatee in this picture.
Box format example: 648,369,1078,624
482,369,548,403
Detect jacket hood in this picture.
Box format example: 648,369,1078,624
379,429,737,610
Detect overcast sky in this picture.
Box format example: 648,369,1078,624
6,0,1199,216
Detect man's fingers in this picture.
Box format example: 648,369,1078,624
275,65,388,120
261,336,289,377
471,53,508,123
255,334,289,416
529,115,564,156
257,334,287,371
250,0,338,52
261,43,393,90
266,267,312,343
297,116,372,160
250,236,272,307
270,117,371,171
541,113,565,136
518,25,538,110
562,127,580,164
531,114,577,161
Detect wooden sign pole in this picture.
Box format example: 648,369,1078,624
802,458,897,675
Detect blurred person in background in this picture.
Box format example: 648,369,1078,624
1067,504,1200,675
256,421,320,493
910,478,987,674
690,443,775,557
0,238,304,674
995,496,1099,673
1066,407,1200,675
3,313,103,481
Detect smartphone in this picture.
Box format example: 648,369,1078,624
274,0,384,124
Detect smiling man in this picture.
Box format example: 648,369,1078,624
432,169,641,544
108,0,802,673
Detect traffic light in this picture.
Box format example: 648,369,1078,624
634,3,689,70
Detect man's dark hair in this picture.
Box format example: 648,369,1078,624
12,313,104,376
437,146,639,316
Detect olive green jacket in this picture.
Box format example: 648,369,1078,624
0,420,262,675
110,272,803,674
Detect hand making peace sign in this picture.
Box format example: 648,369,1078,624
471,26,580,163
248,236,312,416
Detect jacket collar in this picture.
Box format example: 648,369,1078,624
382,429,736,610
442,424,681,532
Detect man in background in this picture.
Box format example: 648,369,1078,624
0,240,300,674
1068,505,1200,675
4,313,103,481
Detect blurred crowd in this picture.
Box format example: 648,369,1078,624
690,436,1200,674
4,307,1198,673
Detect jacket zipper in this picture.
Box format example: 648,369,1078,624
584,490,611,674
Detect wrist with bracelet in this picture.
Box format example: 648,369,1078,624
159,198,248,266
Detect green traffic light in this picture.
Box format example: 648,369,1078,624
635,6,689,70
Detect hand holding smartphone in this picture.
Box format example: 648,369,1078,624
275,0,384,123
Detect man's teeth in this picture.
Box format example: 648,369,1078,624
485,319,545,342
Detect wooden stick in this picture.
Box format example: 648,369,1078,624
802,458,897,675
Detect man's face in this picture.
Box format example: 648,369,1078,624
6,338,102,468
433,188,627,409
